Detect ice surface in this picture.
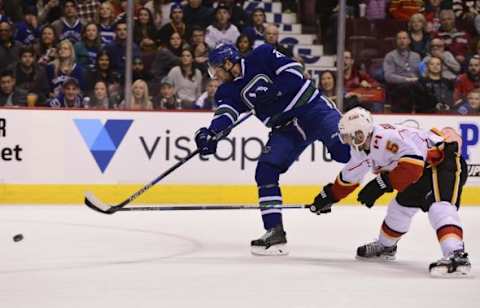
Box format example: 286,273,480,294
1,205,479,308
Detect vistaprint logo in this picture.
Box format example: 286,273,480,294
74,119,133,173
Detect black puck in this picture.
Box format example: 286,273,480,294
13,234,23,242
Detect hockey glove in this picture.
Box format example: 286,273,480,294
357,173,393,208
307,183,336,215
194,127,218,155
254,84,281,105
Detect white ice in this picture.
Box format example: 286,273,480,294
1,205,479,308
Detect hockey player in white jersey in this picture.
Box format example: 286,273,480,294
307,107,471,277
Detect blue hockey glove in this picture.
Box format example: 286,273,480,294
194,127,218,155
357,173,393,208
307,183,336,215
254,84,281,104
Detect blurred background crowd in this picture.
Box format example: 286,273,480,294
0,0,479,115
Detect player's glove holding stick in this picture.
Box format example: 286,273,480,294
307,183,336,215
357,173,393,208
254,84,282,105
194,127,218,155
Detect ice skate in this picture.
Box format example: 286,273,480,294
250,225,288,256
356,240,397,261
429,250,471,278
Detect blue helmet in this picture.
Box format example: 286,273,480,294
208,43,241,67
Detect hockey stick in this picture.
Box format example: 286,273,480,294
115,204,307,212
85,110,255,215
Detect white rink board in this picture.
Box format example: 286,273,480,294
0,109,479,186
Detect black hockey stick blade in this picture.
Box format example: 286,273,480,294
115,204,307,212
85,192,116,214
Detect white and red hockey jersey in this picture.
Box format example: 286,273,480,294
329,123,446,201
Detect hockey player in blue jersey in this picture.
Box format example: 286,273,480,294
195,44,350,255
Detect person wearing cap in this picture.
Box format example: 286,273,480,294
205,3,240,49
158,3,191,46
48,77,85,108
154,77,181,109
15,6,40,45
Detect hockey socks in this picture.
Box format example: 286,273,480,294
378,199,418,247
428,201,465,257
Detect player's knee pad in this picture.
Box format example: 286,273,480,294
384,199,419,233
255,161,281,186
428,201,462,230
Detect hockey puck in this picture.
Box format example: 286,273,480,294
13,234,23,242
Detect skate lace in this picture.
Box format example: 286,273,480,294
259,229,273,241
365,241,385,255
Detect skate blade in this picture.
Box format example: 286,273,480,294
430,265,471,278
355,255,396,262
251,244,289,256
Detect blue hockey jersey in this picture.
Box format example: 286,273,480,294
209,44,322,133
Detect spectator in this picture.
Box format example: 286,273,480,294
134,8,159,52
456,87,480,114
151,37,181,87
51,0,83,44
421,37,460,80
105,21,141,74
434,9,470,66
242,8,266,48
85,49,121,97
48,76,85,108
417,56,454,112
319,70,360,111
264,24,292,57
37,0,62,25
98,1,116,45
452,0,479,20
158,4,191,46
153,77,181,109
408,13,431,58
132,56,153,84
205,3,240,49
183,0,213,29
365,0,388,20
236,34,253,57
383,30,422,112
218,0,248,31
46,39,85,96
77,0,101,24
144,0,174,29
194,78,219,110
343,50,384,112
453,55,480,104
166,32,188,57
0,69,27,107
74,22,101,69
119,79,153,110
423,0,450,32
191,26,209,74
388,0,425,21
85,80,113,109
14,6,40,45
9,46,49,105
0,21,22,69
35,25,58,65
167,48,202,108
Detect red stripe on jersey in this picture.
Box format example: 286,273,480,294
388,159,424,192
331,176,359,201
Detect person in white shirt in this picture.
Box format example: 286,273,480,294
307,107,471,277
205,3,240,49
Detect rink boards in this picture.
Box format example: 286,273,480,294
0,109,479,205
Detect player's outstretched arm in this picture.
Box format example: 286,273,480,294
307,175,360,215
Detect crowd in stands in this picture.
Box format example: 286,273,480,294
0,0,478,115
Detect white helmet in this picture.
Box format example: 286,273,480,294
338,107,374,151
